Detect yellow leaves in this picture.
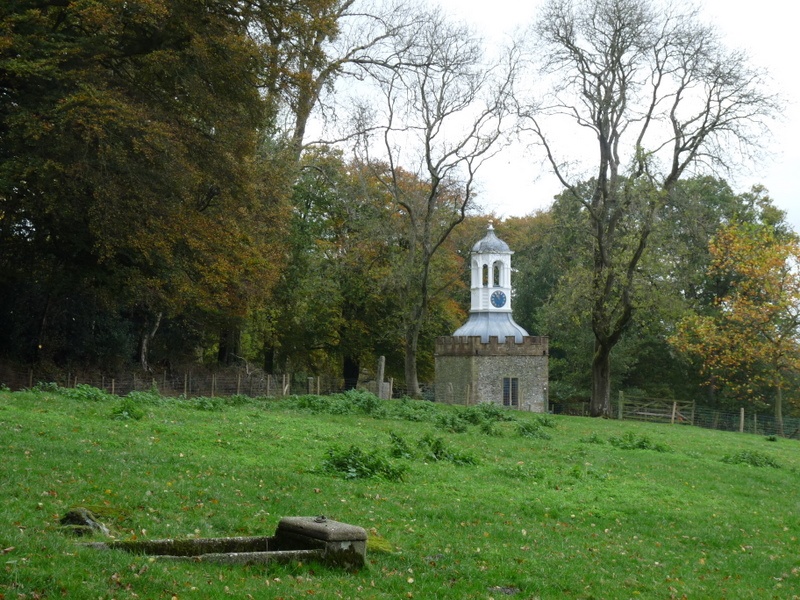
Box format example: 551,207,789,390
673,223,800,402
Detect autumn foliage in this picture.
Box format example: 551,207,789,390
671,224,800,409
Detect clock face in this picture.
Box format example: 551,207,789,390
490,290,507,308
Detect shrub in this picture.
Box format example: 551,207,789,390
110,398,145,421
418,434,477,466
608,431,671,452
391,398,438,422
295,394,333,413
479,420,502,437
721,450,781,468
579,432,605,444
342,389,381,414
461,403,516,425
126,388,165,406
517,420,552,440
535,414,556,428
322,445,407,481
32,381,60,393
191,396,225,411
223,394,251,406
435,412,469,433
62,384,112,402
388,432,415,459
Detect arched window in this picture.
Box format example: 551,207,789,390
493,262,501,287
482,264,489,287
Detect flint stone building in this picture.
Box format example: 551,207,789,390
435,223,549,412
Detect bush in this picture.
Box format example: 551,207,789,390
461,403,516,425
517,420,552,440
580,432,605,445
126,388,165,406
608,431,671,452
62,384,113,402
191,396,225,411
295,394,333,413
435,412,469,433
721,450,781,468
388,432,415,459
110,398,145,421
479,420,502,437
418,434,477,466
32,381,60,393
322,445,407,481
391,398,438,422
535,414,556,428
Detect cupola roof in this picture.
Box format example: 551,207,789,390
471,222,510,253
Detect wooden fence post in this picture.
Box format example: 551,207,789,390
671,401,677,425
739,407,745,433
618,391,624,420
111,378,115,396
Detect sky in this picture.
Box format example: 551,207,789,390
435,0,800,231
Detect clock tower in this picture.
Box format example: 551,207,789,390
435,222,548,412
452,222,529,342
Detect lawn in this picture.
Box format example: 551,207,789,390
1,386,798,599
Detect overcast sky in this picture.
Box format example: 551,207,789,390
435,0,800,231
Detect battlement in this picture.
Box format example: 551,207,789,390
435,335,548,357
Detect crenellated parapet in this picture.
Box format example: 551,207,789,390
435,335,548,357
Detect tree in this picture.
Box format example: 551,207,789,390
519,0,778,415
672,223,800,433
352,7,518,395
0,0,278,369
247,0,419,157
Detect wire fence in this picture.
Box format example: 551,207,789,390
1,363,795,438
552,396,800,439
0,364,427,400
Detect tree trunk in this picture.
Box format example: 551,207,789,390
590,340,612,417
139,312,162,373
404,326,421,398
263,343,275,373
775,384,784,437
217,327,241,366
343,356,360,391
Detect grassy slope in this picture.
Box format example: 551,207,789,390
1,390,798,599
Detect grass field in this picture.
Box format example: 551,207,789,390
1,386,798,599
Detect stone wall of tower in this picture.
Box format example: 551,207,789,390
434,335,549,412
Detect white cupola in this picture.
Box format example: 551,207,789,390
452,223,529,342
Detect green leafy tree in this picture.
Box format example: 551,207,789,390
518,0,778,415
672,223,800,433
0,0,276,369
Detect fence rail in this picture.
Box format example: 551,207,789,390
618,394,695,424
0,365,354,398
0,364,419,399
1,363,796,437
